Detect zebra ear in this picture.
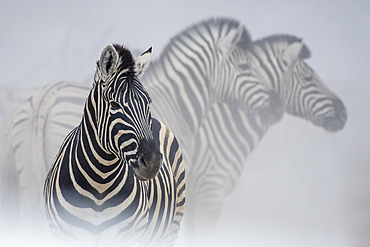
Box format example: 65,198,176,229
134,46,152,78
99,44,119,79
219,24,245,56
282,40,304,64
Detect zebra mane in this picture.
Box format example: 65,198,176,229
253,34,311,59
160,17,252,59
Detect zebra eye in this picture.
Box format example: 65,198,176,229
239,64,250,70
304,75,313,81
110,101,121,110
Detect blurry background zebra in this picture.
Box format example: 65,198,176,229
1,1,369,246
0,89,33,146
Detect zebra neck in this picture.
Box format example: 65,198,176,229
78,118,119,166
249,48,285,96
142,57,209,127
79,92,119,167
143,61,207,146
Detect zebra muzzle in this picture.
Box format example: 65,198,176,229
133,140,163,181
322,98,347,132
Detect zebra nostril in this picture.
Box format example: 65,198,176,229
339,111,347,123
332,98,347,123
138,155,147,167
332,98,346,112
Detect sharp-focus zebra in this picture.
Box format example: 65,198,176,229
43,44,185,246
0,18,346,244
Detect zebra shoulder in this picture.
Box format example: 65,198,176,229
152,118,184,177
151,117,186,243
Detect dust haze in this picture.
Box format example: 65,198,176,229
1,0,369,246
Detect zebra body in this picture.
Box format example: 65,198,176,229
43,45,185,246
1,18,346,244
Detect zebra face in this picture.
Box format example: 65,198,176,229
219,35,284,126
231,48,284,126
95,44,162,181
285,58,347,132
249,36,347,132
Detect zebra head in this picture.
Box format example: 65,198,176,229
215,21,283,126
93,44,162,180
251,35,347,132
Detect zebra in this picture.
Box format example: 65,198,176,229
43,44,185,246
0,18,346,244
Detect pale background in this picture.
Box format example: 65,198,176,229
1,0,369,246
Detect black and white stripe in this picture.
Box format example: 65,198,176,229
43,45,185,246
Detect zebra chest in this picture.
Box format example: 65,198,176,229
53,157,152,235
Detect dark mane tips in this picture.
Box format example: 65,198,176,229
254,34,311,59
160,17,252,60
112,44,136,74
216,17,251,49
204,17,251,43
196,17,252,47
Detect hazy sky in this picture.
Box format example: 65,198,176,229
1,0,369,246
1,0,369,90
